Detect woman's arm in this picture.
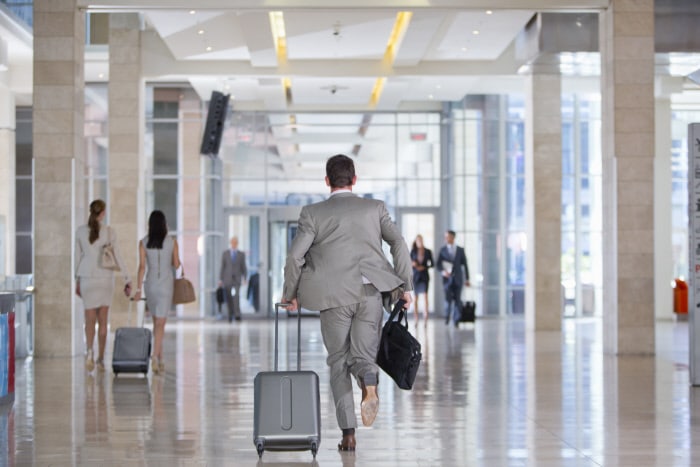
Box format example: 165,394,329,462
172,238,182,270
133,241,147,301
74,232,82,296
110,226,132,286
426,249,434,268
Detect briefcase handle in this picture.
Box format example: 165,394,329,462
387,299,409,327
273,302,302,372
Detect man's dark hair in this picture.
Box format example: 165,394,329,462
447,230,456,237
326,154,355,188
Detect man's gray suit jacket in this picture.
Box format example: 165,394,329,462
283,192,413,311
220,249,247,288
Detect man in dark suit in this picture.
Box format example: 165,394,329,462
283,154,413,452
219,236,247,322
436,230,470,327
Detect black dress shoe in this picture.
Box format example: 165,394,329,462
337,433,356,451
235,316,241,321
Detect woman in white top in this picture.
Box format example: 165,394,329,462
75,199,131,372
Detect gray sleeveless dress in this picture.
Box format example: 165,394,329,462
143,235,175,318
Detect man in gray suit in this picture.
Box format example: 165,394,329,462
219,236,247,322
283,154,413,452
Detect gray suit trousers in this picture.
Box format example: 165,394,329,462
319,284,383,430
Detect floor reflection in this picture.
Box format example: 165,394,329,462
4,318,700,465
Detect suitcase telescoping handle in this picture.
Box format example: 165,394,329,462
274,302,302,372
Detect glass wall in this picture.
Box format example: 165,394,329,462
561,95,603,317
452,95,526,316
145,87,181,231
451,93,603,317
1,1,33,27
84,85,109,207
224,112,441,208
144,86,205,317
221,110,442,310
670,108,700,281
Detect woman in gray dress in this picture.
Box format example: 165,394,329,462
133,210,181,374
75,199,132,372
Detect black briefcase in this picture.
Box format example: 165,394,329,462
459,300,476,323
376,299,422,390
216,286,225,305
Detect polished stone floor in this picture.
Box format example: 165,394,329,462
5,316,700,466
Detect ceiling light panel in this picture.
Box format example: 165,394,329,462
283,11,397,60
291,78,376,105
147,11,250,60
432,10,533,60
145,10,221,38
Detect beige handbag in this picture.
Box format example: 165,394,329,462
173,267,196,304
100,227,121,271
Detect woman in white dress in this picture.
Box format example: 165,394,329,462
133,210,181,374
75,199,132,372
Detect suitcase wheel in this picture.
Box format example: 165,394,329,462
256,441,264,458
311,442,317,458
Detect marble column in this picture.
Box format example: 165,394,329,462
654,95,673,320
108,13,143,328
525,72,562,331
33,0,85,357
0,83,15,276
180,93,202,318
600,0,655,354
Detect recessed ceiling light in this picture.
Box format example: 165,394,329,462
428,94,434,100
575,20,582,27
98,73,104,78
189,10,196,15
206,46,212,51
436,84,441,89
472,30,480,35
462,47,467,52
198,29,205,35
486,10,493,15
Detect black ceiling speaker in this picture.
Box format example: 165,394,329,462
200,91,230,157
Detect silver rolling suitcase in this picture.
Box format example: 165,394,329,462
253,303,321,459
112,299,151,376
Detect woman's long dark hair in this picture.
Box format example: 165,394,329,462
146,210,168,249
88,199,106,244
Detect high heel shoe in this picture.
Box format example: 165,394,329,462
151,356,160,375
85,349,94,372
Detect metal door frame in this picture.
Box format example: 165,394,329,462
223,206,268,316
395,206,442,315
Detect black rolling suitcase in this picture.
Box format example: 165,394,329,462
253,303,321,459
112,299,151,376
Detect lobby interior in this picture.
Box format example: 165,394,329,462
1,0,700,465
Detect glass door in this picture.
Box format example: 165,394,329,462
268,207,303,314
222,207,267,317
398,209,439,317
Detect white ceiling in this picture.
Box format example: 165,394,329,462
0,0,620,109
141,8,537,110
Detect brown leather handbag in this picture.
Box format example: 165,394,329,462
99,227,121,271
173,267,196,304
